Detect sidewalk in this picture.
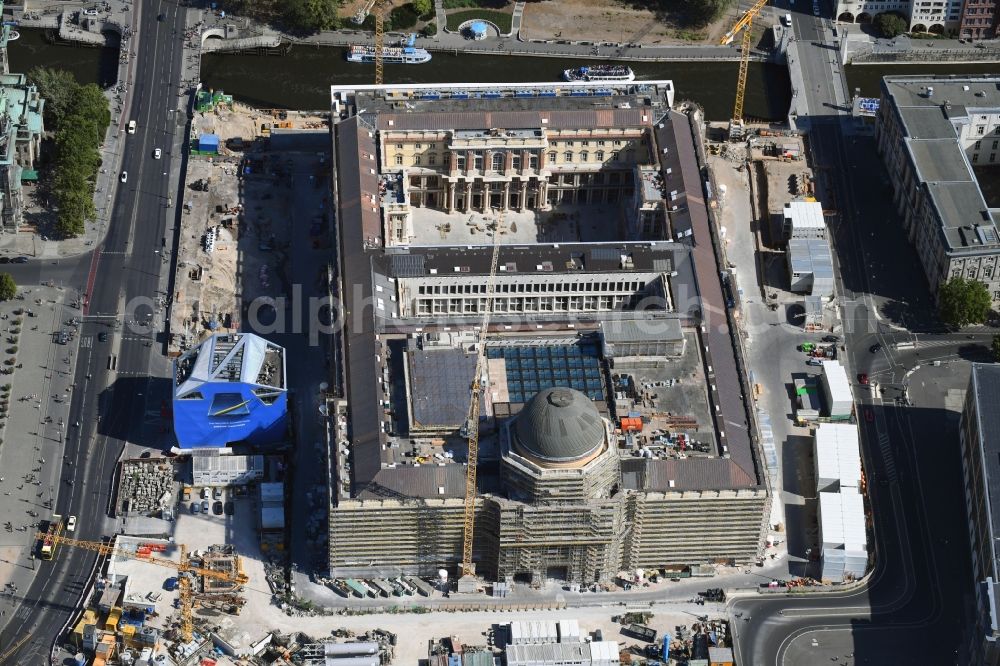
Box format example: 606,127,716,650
0,286,83,609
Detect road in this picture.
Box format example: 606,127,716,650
0,0,189,660
730,1,976,664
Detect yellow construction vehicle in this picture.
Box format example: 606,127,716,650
720,0,769,139
38,534,248,642
458,209,505,592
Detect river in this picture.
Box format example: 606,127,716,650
8,27,998,121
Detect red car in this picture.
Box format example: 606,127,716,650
858,373,869,385
864,408,874,423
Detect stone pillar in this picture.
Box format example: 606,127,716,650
465,181,473,213
502,183,511,211
448,182,457,213
520,180,528,211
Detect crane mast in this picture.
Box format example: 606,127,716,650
459,208,504,585
720,0,769,139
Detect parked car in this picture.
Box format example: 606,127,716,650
858,373,869,385
12,256,28,264
98,332,108,342
191,502,199,514
120,171,128,183
201,499,209,513
213,487,222,500
807,357,823,366
201,487,210,499
822,335,840,343
212,501,223,515
869,343,882,353
0,257,9,264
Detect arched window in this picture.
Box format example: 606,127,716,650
492,153,504,171
564,151,573,163
456,155,466,170
529,154,539,169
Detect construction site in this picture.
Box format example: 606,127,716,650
326,77,769,590
168,97,331,357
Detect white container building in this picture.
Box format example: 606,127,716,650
814,423,862,493
820,360,853,419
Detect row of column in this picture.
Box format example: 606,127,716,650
443,179,549,213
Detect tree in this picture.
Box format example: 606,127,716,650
413,0,434,17
0,274,16,302
992,335,1000,362
873,12,908,38
938,276,992,328
27,67,79,127
283,0,339,32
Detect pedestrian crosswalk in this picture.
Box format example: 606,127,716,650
878,431,897,482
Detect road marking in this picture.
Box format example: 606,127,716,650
80,337,93,349
878,431,897,481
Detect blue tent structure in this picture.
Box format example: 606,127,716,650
198,133,220,153
172,333,287,449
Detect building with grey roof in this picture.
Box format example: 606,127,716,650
961,364,1000,664
876,75,1000,304
327,81,766,585
0,72,44,231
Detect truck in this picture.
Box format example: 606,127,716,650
623,624,658,642
40,514,64,560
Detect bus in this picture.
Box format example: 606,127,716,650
40,514,63,560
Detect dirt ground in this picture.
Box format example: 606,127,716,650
169,103,328,356
520,0,736,44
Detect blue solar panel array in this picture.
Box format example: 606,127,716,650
487,343,604,404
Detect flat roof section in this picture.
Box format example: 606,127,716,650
815,423,862,489
408,347,479,430
907,138,972,185
784,199,826,231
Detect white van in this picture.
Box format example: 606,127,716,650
783,13,792,26
127,120,136,134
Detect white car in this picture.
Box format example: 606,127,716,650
120,171,127,183
153,148,161,159
66,515,77,532
82,8,99,16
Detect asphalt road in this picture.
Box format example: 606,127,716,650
730,1,978,664
0,0,188,660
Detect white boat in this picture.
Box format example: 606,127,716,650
347,33,431,65
562,65,635,83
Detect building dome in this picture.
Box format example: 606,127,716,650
514,388,605,464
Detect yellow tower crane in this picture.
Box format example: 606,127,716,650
458,208,505,591
720,0,769,139
0,633,32,662
38,534,248,642
374,2,386,85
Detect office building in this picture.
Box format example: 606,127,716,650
876,75,1000,304
960,364,1000,664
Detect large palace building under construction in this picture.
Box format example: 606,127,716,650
328,81,769,585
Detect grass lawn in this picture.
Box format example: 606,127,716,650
445,9,512,33
443,0,510,8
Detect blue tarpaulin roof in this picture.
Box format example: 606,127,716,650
198,133,220,151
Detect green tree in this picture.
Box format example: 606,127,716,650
26,67,79,127
413,0,434,17
938,276,992,328
873,12,908,38
0,274,16,302
284,0,339,32
992,335,1000,362
678,0,736,28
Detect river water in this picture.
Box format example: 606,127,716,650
8,28,997,121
